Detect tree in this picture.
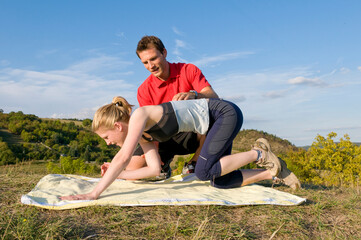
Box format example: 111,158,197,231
82,118,92,127
83,145,91,162
69,142,80,157
21,130,37,142
0,142,17,165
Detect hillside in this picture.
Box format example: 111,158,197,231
232,129,299,155
0,111,300,166
0,128,24,145
0,111,118,165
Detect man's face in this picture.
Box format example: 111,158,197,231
138,47,169,81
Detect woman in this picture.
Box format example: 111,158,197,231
61,97,300,201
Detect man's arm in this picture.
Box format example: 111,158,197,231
198,86,219,99
172,86,219,101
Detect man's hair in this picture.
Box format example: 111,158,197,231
136,35,165,57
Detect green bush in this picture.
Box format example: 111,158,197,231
173,154,194,175
0,141,17,165
47,156,99,175
282,132,361,187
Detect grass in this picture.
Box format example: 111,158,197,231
0,128,24,145
1,162,360,240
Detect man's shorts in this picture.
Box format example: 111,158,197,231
133,131,199,168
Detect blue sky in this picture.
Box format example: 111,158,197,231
1,0,360,146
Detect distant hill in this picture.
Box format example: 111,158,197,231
232,129,300,155
5,111,346,164
1,125,297,155
41,118,84,126
301,142,361,151
0,111,114,165
1,119,299,156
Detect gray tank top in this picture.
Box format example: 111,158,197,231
170,99,209,135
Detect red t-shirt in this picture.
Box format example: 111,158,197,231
137,62,211,107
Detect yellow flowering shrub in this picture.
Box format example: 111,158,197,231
282,132,361,187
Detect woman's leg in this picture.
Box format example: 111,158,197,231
195,99,277,189
209,149,274,188
240,169,272,186
219,150,258,176
195,100,244,187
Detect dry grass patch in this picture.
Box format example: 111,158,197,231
1,162,360,239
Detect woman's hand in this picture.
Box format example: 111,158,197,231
101,162,111,176
60,192,97,201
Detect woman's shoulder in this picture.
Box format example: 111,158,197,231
132,105,164,128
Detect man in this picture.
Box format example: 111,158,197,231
136,36,218,105
134,36,219,176
103,36,218,178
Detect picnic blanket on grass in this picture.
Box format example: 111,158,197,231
21,174,306,210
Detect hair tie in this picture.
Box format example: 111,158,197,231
115,101,123,107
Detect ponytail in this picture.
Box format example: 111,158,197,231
92,96,134,132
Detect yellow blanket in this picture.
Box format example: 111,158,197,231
21,174,306,210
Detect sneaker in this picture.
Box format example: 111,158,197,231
252,138,281,177
273,157,301,190
148,165,172,181
182,161,196,174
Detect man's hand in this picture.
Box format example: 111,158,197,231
172,87,218,101
172,91,196,101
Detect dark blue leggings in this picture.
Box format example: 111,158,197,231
195,99,243,189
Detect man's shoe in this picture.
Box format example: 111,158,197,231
182,161,196,174
252,138,281,177
150,165,172,181
273,157,301,190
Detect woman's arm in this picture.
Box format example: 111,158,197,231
61,107,152,201
113,141,162,180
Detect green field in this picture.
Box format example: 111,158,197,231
1,161,360,239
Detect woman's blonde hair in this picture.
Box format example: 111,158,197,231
92,96,134,132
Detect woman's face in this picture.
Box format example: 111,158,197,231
96,122,127,147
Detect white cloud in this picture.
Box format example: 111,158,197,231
116,32,126,38
262,89,288,99
340,67,350,74
173,39,188,56
192,51,255,67
305,125,361,132
0,55,137,119
358,66,361,72
288,76,327,87
0,60,11,66
175,39,186,48
36,49,59,58
69,55,132,73
172,27,184,36
222,95,246,103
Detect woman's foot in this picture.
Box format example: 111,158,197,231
273,157,301,190
252,138,281,177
